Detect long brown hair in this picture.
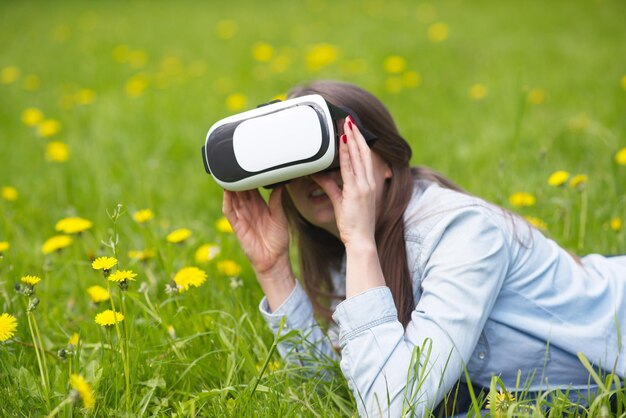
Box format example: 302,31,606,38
282,80,463,327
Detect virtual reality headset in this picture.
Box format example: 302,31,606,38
202,94,377,191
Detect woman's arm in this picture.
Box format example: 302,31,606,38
223,187,338,365
222,187,295,310
315,119,509,416
334,208,509,416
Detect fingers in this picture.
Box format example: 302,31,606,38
311,173,343,213
268,186,287,223
342,117,375,187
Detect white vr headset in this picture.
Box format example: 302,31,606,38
202,94,377,191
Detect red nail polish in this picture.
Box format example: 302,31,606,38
341,134,347,144
348,120,353,130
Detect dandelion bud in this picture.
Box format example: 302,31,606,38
28,297,40,312
229,277,243,290
164,283,178,295
69,388,81,405
24,286,35,297
58,348,67,360
138,282,149,293
13,282,23,293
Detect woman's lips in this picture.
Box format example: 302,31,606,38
307,181,343,203
308,187,329,203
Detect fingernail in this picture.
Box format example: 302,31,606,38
348,120,353,130
341,134,347,144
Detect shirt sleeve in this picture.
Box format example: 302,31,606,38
259,280,339,366
332,206,510,417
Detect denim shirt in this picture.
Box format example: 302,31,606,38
259,180,626,417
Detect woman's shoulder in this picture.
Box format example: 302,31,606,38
404,180,489,236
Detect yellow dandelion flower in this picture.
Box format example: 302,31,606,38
2,186,18,201
108,269,137,283
403,71,422,88
525,216,548,231
0,313,18,342
508,192,536,208
610,217,622,232
268,360,281,372
128,249,155,261
547,170,570,187
94,309,124,327
215,19,238,40
21,275,41,287
166,228,192,243
91,256,117,271
68,332,79,346
75,89,96,105
1,66,20,84
427,22,449,42
486,390,516,416
46,141,70,162
173,266,207,292
256,360,281,373
383,55,406,74
69,374,95,410
306,43,339,71
87,285,110,303
217,260,242,277
469,84,488,101
132,209,154,223
21,108,44,126
615,147,626,165
55,217,92,234
569,174,588,189
225,93,247,112
125,73,149,97
527,88,546,105
0,241,9,253
37,118,61,137
23,74,40,91
252,42,274,62
42,235,73,254
271,93,287,102
167,324,176,339
215,216,233,234
195,243,221,264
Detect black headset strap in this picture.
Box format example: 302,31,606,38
326,101,378,144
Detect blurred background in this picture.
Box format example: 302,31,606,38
0,0,625,279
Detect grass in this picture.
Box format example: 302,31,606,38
0,0,625,416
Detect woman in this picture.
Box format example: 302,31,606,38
222,80,626,417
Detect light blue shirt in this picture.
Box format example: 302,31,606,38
260,180,626,417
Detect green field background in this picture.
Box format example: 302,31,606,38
1,0,625,416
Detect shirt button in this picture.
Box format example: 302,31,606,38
478,351,486,360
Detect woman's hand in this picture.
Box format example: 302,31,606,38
312,117,386,297
222,187,295,309
312,117,377,248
